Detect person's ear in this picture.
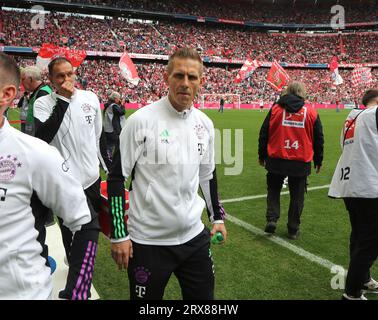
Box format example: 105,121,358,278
0,85,17,107
48,75,57,91
200,74,205,87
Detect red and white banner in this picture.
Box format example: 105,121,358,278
36,43,59,70
119,51,140,86
266,60,290,92
36,43,86,70
234,58,261,83
351,67,374,87
218,19,244,25
329,56,343,86
64,48,87,68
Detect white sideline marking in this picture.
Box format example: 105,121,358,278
222,184,330,204
222,184,337,270
46,223,100,300
227,214,336,270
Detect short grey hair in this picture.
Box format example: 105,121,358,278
22,66,42,81
282,81,307,99
109,91,121,101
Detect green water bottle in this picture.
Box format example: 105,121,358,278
211,231,224,244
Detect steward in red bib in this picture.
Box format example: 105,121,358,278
259,93,323,176
258,82,324,239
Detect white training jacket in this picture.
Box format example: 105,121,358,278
34,90,104,189
0,118,91,299
329,106,378,198
119,96,222,245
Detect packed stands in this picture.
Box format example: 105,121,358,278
55,0,378,24
16,57,378,105
1,11,378,64
2,1,377,105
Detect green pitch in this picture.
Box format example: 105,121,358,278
8,107,377,300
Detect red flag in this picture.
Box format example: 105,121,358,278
64,48,86,68
329,56,339,72
36,43,86,70
351,67,373,87
119,51,139,86
234,58,261,84
36,43,57,70
329,56,343,86
266,60,290,91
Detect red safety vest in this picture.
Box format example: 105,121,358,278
267,104,318,163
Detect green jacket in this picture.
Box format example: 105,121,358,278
25,84,52,136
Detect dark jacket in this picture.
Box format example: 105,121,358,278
104,102,125,136
258,94,324,177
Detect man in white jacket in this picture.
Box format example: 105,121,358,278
329,89,378,300
33,57,105,299
0,53,91,299
108,48,227,300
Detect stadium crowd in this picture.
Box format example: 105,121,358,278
60,0,377,24
2,1,378,302
1,11,378,64
16,57,378,105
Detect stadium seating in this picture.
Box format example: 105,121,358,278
1,10,377,64
2,1,377,105
16,57,378,104
53,0,378,24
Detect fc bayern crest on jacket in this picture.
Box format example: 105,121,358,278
0,155,22,181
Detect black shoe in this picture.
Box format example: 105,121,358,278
58,290,69,300
342,293,367,300
287,230,300,240
265,221,277,234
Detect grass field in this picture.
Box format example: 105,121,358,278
7,107,378,300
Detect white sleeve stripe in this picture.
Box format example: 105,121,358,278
200,180,215,222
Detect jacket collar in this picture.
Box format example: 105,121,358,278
164,96,193,119
0,117,11,141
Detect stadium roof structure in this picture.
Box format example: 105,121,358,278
3,0,375,8
245,0,373,5
2,0,376,31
